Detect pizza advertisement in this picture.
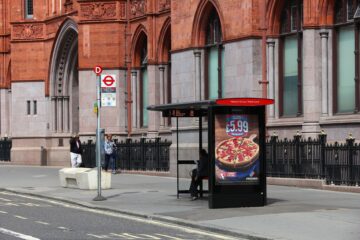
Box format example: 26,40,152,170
214,114,260,185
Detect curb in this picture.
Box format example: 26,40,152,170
0,188,271,240
267,177,360,193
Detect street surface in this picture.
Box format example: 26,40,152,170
0,165,360,240
0,191,238,240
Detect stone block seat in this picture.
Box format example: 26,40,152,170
59,168,111,190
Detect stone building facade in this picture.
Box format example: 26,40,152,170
0,0,359,168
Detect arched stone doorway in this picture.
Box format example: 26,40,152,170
49,19,79,134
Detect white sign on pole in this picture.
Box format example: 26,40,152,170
100,74,117,107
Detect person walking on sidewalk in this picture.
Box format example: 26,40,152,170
189,149,209,200
70,134,83,168
104,134,117,174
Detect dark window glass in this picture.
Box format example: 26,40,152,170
27,101,31,115
25,0,33,18
33,100,37,115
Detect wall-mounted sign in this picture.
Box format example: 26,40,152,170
101,74,116,107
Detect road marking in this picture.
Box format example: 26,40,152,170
155,234,184,240
57,226,71,231
110,233,142,239
5,202,19,206
20,203,41,207
87,233,108,239
35,221,49,225
14,215,28,220
0,227,40,240
0,197,11,202
0,210,8,214
1,191,238,240
139,234,162,239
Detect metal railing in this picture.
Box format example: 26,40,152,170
81,138,171,171
266,132,360,186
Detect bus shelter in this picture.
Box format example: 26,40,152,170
147,98,274,208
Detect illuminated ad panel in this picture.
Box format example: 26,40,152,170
214,114,260,185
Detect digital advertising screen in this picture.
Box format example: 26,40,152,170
214,114,260,185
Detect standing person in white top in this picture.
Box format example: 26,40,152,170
69,134,83,168
104,134,117,174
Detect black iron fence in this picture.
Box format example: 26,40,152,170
0,138,11,161
81,138,171,171
266,133,360,186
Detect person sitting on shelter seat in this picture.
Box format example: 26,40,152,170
189,149,209,200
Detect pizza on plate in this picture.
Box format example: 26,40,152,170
216,136,259,168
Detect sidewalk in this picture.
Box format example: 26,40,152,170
0,165,360,240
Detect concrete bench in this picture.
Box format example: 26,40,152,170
59,168,111,190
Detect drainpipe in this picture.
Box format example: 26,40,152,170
125,0,132,137
259,0,268,98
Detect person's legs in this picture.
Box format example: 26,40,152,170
75,154,82,167
70,153,77,168
189,169,198,198
110,154,116,173
104,154,110,171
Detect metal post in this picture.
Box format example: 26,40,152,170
93,74,106,201
176,117,179,199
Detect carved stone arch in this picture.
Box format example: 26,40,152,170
157,17,171,64
267,0,286,35
49,18,78,97
318,0,335,26
191,0,225,47
49,18,79,133
131,24,148,67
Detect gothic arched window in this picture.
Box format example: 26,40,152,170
140,42,148,127
279,0,303,117
334,0,360,113
205,9,224,99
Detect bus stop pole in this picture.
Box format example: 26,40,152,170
199,115,202,154
93,73,106,201
176,117,179,199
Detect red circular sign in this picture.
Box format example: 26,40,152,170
102,75,115,87
94,65,103,75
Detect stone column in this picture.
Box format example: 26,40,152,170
267,40,276,119
51,97,57,132
159,65,165,128
320,30,329,116
63,96,70,132
147,65,159,137
57,97,63,132
194,50,202,101
302,29,322,138
131,70,138,129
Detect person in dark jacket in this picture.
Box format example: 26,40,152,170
189,149,209,200
70,134,83,168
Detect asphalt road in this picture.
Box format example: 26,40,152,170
0,191,240,240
